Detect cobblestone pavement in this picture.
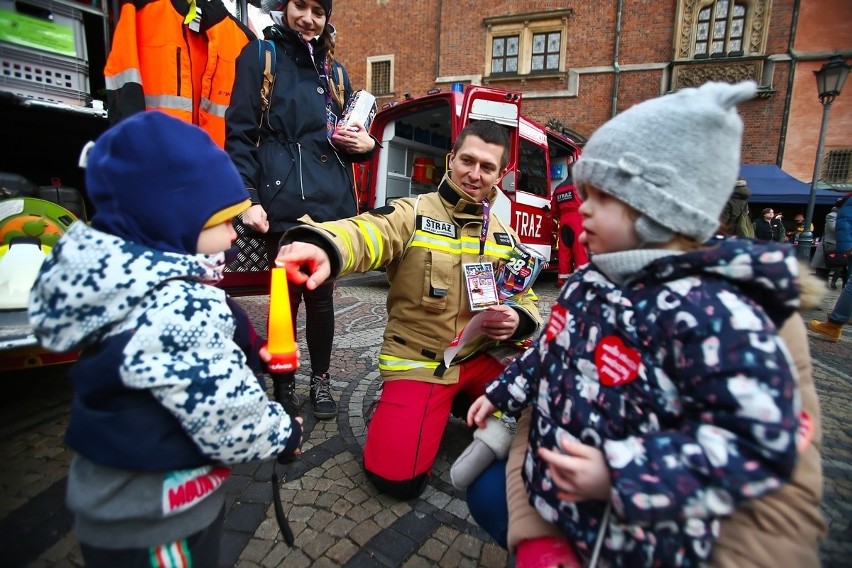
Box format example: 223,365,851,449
0,271,849,567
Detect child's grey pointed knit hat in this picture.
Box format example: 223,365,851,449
573,81,757,244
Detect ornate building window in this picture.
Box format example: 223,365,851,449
694,0,747,58
484,10,571,81
672,0,771,91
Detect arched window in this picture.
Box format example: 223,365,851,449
695,0,747,58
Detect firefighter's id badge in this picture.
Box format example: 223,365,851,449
463,263,499,310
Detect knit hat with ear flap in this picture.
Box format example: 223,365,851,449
572,81,757,244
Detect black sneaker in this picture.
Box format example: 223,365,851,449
273,375,302,417
310,372,338,420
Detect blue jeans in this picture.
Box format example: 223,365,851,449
466,459,509,549
829,257,852,323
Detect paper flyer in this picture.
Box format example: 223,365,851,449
443,311,490,367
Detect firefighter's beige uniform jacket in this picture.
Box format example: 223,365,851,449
285,176,543,384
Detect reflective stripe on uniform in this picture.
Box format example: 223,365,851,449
353,219,384,270
408,231,460,254
409,231,514,259
321,223,357,274
378,354,441,372
199,97,229,117
104,67,142,90
145,94,194,113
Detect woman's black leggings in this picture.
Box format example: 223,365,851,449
264,233,334,375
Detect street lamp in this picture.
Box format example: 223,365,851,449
797,54,851,261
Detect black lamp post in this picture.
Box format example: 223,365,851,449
797,54,851,261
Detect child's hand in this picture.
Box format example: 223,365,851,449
538,439,611,502
467,395,497,428
258,346,301,365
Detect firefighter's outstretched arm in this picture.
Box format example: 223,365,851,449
275,243,331,290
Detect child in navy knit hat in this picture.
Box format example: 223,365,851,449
29,111,302,567
465,82,802,567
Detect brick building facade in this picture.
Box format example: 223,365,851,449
330,0,851,189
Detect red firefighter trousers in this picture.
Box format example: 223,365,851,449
362,353,505,499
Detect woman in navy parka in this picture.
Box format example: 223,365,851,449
226,0,376,420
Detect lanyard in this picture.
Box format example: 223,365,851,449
304,39,333,110
480,200,490,256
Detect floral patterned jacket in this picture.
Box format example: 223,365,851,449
485,238,800,567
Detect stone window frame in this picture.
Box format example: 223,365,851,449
674,0,770,60
694,0,748,58
367,55,394,98
483,10,572,81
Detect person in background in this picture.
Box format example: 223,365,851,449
788,212,813,244
811,196,845,282
274,120,542,499
810,194,852,341
719,178,753,237
551,166,588,287
28,112,302,567
754,207,784,242
465,82,799,567
226,0,376,420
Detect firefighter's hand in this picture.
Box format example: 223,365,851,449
331,121,375,154
242,205,269,234
275,242,331,290
481,304,520,341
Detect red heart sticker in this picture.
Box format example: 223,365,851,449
595,335,641,387
518,266,531,278
545,304,567,342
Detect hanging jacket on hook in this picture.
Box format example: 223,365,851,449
104,0,254,147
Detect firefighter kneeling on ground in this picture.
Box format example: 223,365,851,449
274,120,542,499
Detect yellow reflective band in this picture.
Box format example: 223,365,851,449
184,0,196,24
353,219,384,270
322,224,356,273
409,230,513,259
411,231,459,247
378,354,441,371
483,242,513,258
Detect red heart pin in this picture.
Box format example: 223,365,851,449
545,304,567,342
595,335,641,387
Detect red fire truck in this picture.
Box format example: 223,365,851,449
356,85,582,264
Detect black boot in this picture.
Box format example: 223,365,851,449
310,372,338,420
272,373,302,417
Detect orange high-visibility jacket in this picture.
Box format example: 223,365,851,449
104,0,253,147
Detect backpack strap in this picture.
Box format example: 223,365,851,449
258,39,276,114
335,63,345,105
